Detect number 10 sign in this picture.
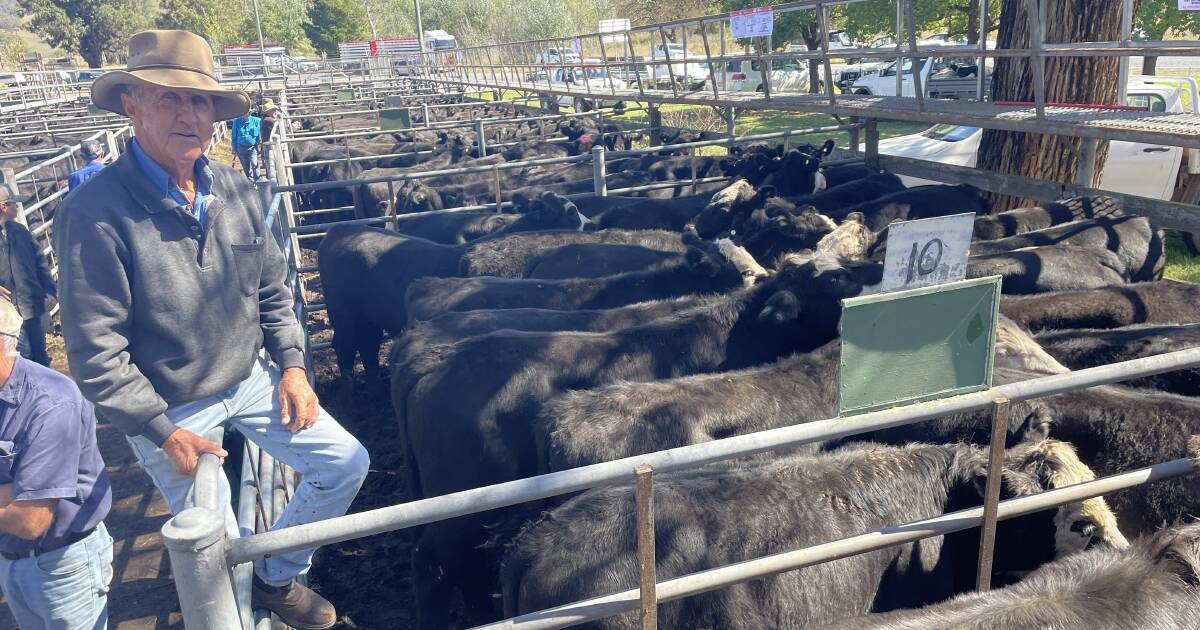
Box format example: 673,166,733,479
879,213,975,293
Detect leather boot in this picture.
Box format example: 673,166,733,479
252,575,337,629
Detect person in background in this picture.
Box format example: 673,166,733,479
0,188,55,367
0,297,113,630
58,30,367,629
230,108,261,182
259,99,280,181
67,140,106,191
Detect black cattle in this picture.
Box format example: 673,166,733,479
967,244,1132,294
820,163,878,188
523,243,685,279
540,317,1064,472
1035,324,1200,395
734,204,841,265
1000,280,1200,332
390,294,720,370
404,237,763,322
459,229,685,277
320,193,602,379
968,216,1163,282
757,144,832,196
502,441,1124,628
393,192,589,244
397,256,878,627
833,184,989,231
822,522,1200,630
580,195,712,231
689,173,903,238
972,196,1124,240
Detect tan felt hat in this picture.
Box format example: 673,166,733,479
91,30,250,121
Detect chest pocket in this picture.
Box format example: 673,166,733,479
231,237,265,296
0,440,17,484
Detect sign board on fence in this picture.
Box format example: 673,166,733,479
879,213,975,293
336,88,354,102
379,108,411,130
730,7,774,39
1181,0,1200,10
839,275,1001,416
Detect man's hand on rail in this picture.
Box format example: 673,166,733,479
162,428,228,476
279,367,319,433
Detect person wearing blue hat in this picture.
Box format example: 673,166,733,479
67,140,106,191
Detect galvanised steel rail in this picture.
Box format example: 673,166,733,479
164,344,1200,629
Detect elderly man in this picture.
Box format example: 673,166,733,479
56,30,367,629
0,188,56,367
0,298,113,630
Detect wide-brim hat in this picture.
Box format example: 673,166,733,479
91,30,250,121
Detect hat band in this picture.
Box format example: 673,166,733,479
128,62,217,82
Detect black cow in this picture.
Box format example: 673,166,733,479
1035,324,1200,395
393,192,590,244
458,229,686,277
972,196,1124,240
320,193,606,379
523,243,685,279
1000,280,1200,332
822,522,1200,630
833,184,989,231
967,216,1163,282
967,244,1133,294
396,255,878,627
403,237,764,322
501,441,1125,628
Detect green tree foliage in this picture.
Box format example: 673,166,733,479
841,0,999,45
157,0,242,48
1135,0,1200,74
305,0,369,54
235,0,313,54
0,32,28,68
19,0,158,67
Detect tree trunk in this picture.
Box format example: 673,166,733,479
1142,55,1158,75
966,2,980,45
801,24,822,94
976,0,1136,211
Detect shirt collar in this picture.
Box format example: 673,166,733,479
128,139,214,206
0,357,28,405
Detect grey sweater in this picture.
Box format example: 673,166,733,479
56,150,305,445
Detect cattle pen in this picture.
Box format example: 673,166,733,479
154,0,1200,628
3,0,1200,626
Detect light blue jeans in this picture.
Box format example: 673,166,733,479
0,523,113,630
127,356,369,585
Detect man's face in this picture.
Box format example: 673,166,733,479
122,85,215,165
0,198,17,223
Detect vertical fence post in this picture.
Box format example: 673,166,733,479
648,107,662,147
592,145,608,197
977,0,990,101
423,102,431,128
476,118,488,156
493,164,504,209
1075,138,1098,187
849,116,861,154
161,508,241,630
865,118,880,170
725,107,736,142
1022,0,1047,118
634,464,657,630
976,396,1011,592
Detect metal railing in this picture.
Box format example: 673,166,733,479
166,340,1200,629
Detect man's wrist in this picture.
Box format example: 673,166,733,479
144,415,180,447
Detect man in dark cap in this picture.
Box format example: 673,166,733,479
67,140,106,191
0,187,55,367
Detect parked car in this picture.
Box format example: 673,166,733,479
530,66,628,111
649,43,709,89
393,57,417,76
76,69,105,83
877,76,1199,204
719,58,821,93
534,47,582,66
849,49,993,99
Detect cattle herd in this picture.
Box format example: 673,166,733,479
284,97,1200,628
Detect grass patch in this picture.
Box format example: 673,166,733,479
1165,231,1200,283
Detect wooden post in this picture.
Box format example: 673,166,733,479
635,465,657,630
1076,138,1099,187
648,107,663,147
976,396,1011,592
865,118,880,169
493,165,503,211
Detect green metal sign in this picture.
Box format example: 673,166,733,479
320,81,333,92
87,103,105,116
379,108,411,130
336,88,354,102
838,276,1001,416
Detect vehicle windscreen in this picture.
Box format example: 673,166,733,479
921,124,980,142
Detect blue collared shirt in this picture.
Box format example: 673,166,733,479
67,160,105,191
128,139,214,230
0,357,111,553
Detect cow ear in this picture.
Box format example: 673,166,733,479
681,228,702,248
758,289,802,324
760,185,777,200
821,139,835,156
1015,407,1052,445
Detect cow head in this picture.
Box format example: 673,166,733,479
679,231,755,289
689,179,771,239
815,212,874,262
737,206,839,267
946,439,1129,589
518,191,592,232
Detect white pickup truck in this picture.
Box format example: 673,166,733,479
649,43,709,89
878,75,1200,252
542,66,628,111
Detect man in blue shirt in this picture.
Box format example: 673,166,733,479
67,140,106,191
0,298,113,629
230,109,261,182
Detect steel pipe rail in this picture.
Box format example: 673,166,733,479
190,426,226,512
474,456,1198,630
226,345,1200,565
